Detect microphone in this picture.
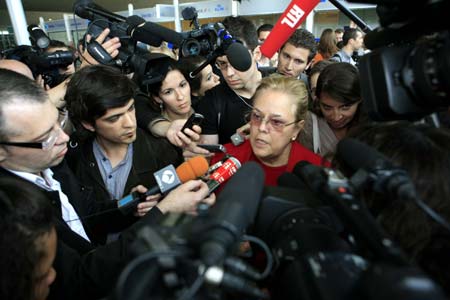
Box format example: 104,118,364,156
336,138,393,172
199,162,265,266
277,171,309,190
224,42,252,72
206,156,241,193
27,25,50,49
260,0,320,58
73,0,126,23
126,15,183,47
117,156,209,214
293,161,328,192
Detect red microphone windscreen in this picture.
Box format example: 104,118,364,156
260,0,320,58
176,156,209,183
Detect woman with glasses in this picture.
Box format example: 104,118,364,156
298,62,364,159
210,75,328,186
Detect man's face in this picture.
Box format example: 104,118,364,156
258,30,271,43
0,101,70,174
87,99,137,147
335,32,343,42
215,53,257,92
350,31,364,51
277,43,311,78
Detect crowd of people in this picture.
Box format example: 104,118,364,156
0,14,449,300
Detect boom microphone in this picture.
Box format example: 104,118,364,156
126,15,183,47
199,162,265,266
73,0,126,23
117,156,209,214
260,0,320,58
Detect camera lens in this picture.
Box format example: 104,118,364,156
182,39,201,57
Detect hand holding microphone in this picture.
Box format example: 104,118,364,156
117,156,209,214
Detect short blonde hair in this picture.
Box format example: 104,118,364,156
253,74,309,122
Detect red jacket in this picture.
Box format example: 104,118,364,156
211,140,330,186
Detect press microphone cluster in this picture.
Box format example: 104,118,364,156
117,156,209,214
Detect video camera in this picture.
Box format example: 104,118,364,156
73,1,251,87
1,25,75,88
349,0,450,121
112,145,447,300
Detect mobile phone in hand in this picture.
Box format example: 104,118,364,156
198,144,226,153
181,113,204,132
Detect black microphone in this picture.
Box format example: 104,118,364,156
277,171,309,190
199,162,265,266
337,138,420,201
27,25,50,49
126,15,183,47
293,161,328,192
224,42,252,72
73,0,126,23
336,138,393,172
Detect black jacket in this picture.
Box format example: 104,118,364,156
66,128,182,244
0,165,166,300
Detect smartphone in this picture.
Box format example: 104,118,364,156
181,113,204,132
198,144,226,153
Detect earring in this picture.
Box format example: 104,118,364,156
159,102,164,112
291,136,297,141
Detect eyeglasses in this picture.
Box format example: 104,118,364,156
249,110,297,132
0,109,68,150
215,60,232,71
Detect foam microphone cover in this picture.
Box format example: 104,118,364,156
73,0,96,20
224,43,252,72
260,0,320,58
336,138,392,172
176,156,209,183
126,15,183,47
200,162,265,265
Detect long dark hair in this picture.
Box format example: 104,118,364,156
314,62,363,128
0,177,54,300
333,122,450,295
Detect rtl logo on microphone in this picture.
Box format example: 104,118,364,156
281,4,305,29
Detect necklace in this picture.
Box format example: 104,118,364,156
234,92,254,110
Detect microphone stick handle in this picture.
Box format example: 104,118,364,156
145,185,162,197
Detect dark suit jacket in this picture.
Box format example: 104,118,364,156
0,165,166,300
66,128,182,244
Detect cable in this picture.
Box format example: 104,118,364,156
414,197,450,233
176,268,206,300
115,250,185,299
242,234,273,280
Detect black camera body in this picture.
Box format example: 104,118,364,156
2,44,74,88
354,0,450,121
180,22,229,58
